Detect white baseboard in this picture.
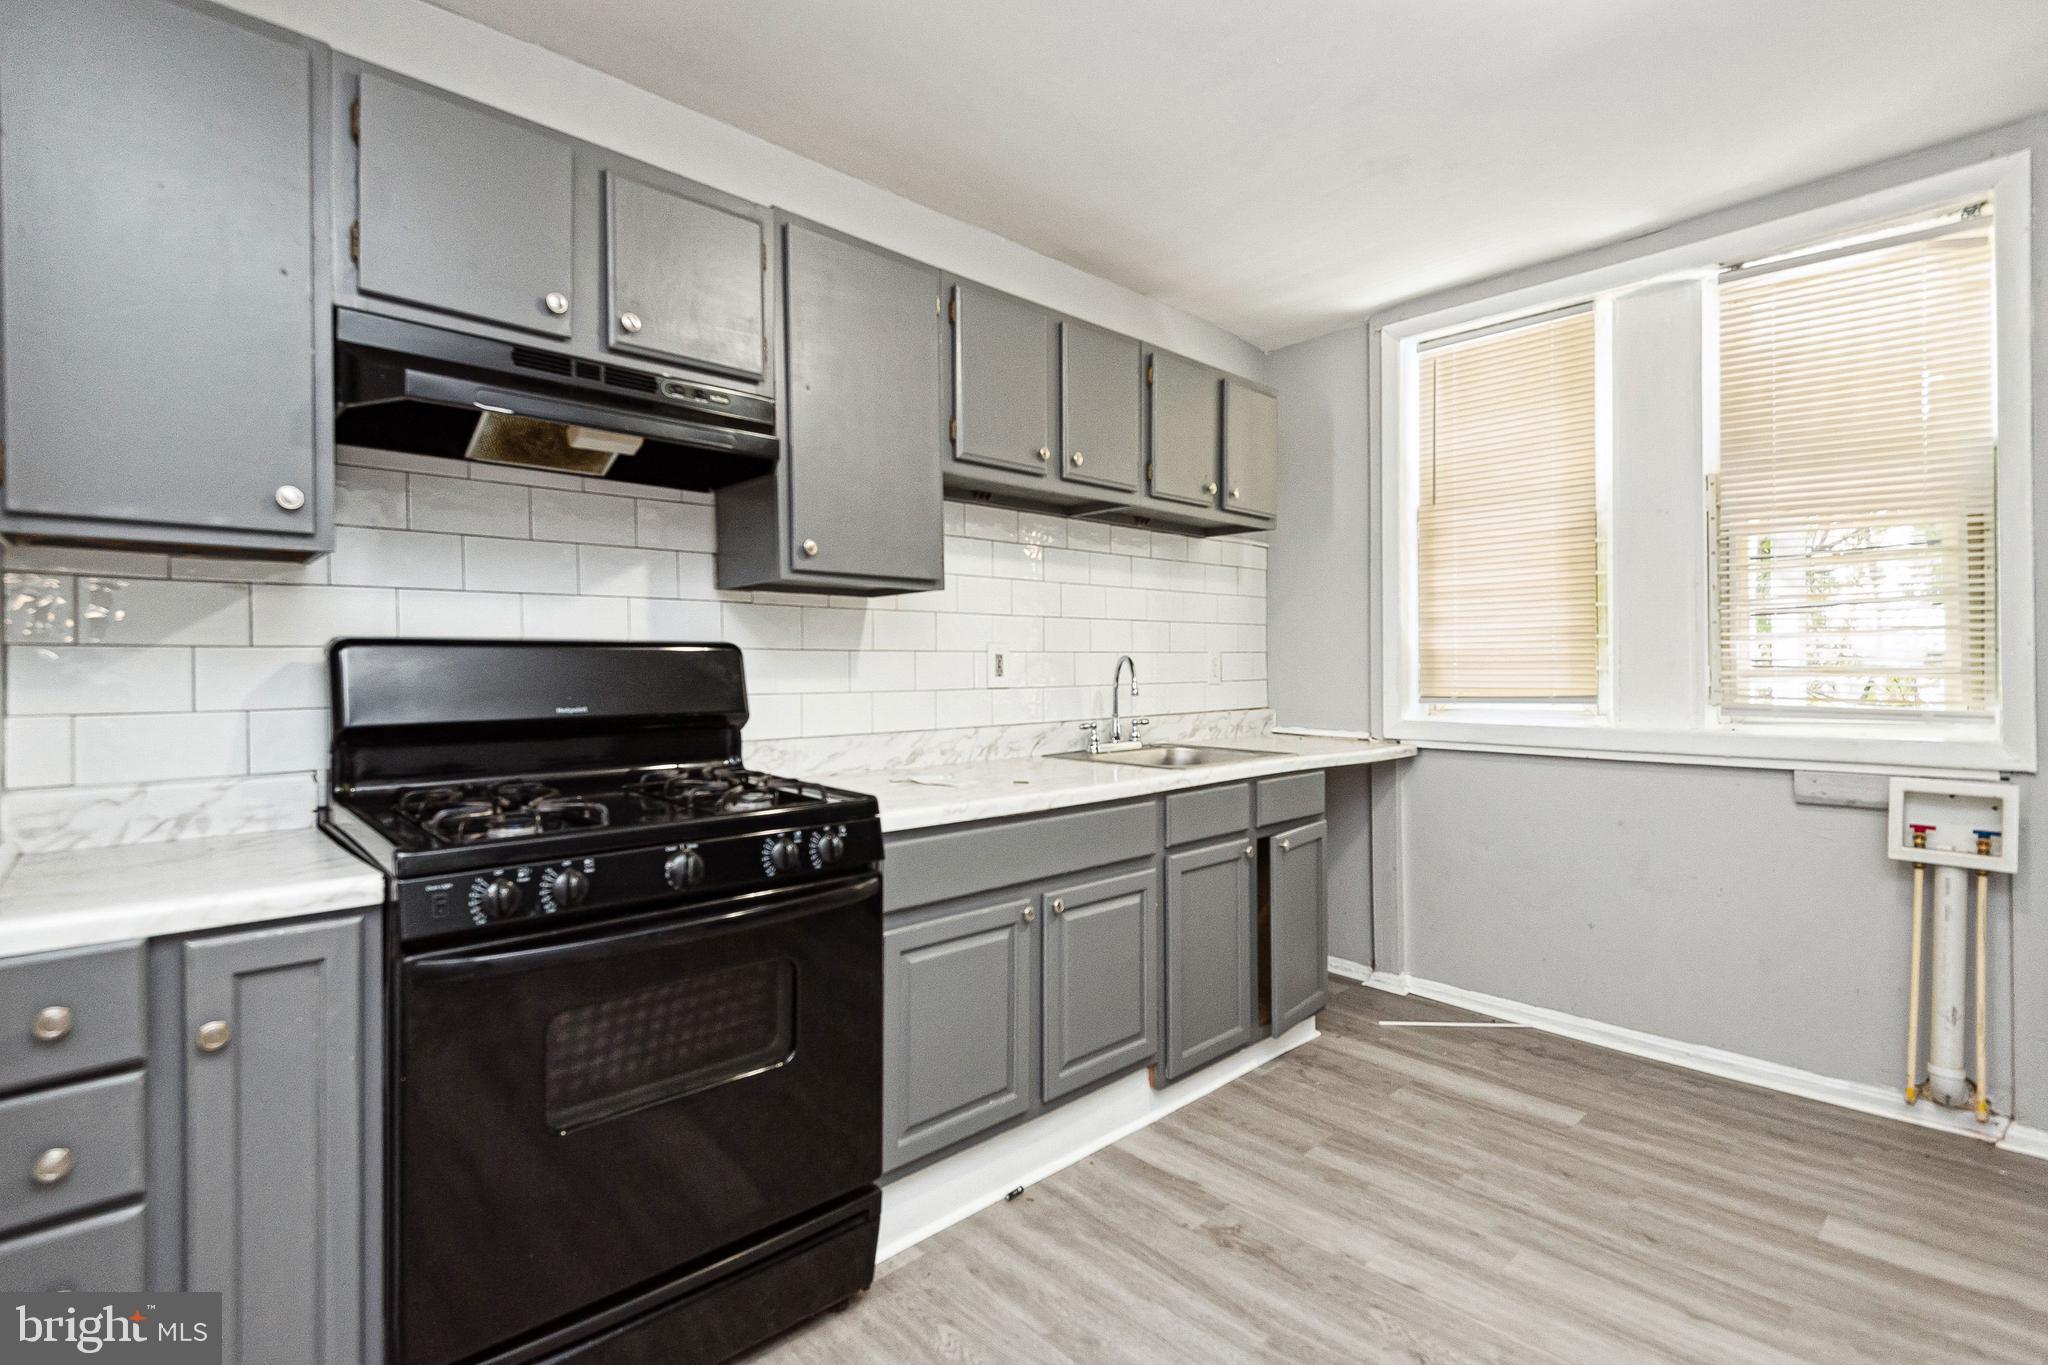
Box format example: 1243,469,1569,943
1326,954,1373,984
875,1019,1319,1261
2001,1122,2048,1161
1393,975,2023,1149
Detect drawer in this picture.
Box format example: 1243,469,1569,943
0,1071,146,1237
0,1201,144,1291
0,941,145,1094
885,801,1159,912
1255,772,1325,828
1165,783,1250,846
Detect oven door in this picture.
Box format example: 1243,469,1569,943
394,873,881,1365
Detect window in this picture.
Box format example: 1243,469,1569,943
1417,308,1601,705
1380,152,2032,771
1713,210,1996,718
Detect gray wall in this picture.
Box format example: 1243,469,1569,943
1271,111,2048,1117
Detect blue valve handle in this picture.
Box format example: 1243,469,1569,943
1972,829,2001,839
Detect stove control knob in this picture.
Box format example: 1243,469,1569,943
664,849,706,891
544,867,590,909
479,876,523,920
768,836,803,874
815,833,846,866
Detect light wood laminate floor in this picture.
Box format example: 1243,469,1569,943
748,982,2048,1363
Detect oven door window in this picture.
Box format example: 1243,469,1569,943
544,957,795,1131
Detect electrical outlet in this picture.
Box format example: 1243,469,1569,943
1207,651,1222,685
987,645,1018,689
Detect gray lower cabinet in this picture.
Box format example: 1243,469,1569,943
883,898,1034,1170
177,913,369,1364
1161,836,1256,1082
1041,867,1160,1102
0,0,332,554
1267,820,1330,1035
1147,351,1223,509
0,1203,145,1293
719,216,946,594
1060,321,1145,494
1222,377,1280,522
352,69,576,339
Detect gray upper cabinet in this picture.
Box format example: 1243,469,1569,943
1161,836,1255,1081
0,0,331,553
1042,867,1160,1102
1267,820,1329,1035
181,914,365,1365
604,169,767,379
719,217,945,593
883,898,1034,1171
1060,321,1144,494
1148,351,1223,508
354,71,575,338
951,282,1058,478
1223,378,1280,521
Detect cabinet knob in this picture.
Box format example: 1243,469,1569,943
31,1005,72,1043
1230,487,1241,501
196,1019,232,1054
1244,845,1256,860
1205,482,1219,496
274,485,306,512
1051,898,1065,916
1038,447,1052,462
1022,905,1035,923
1072,451,1085,467
800,538,819,558
31,1147,72,1186
619,311,643,335
1280,838,1292,851
544,291,570,316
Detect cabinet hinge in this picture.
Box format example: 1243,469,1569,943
935,294,942,318
349,220,360,264
948,418,958,443
1146,462,1154,482
1145,363,1154,385
761,240,767,271
948,295,957,324
349,98,360,143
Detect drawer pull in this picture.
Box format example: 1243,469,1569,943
196,1019,232,1054
32,1146,73,1186
31,1005,73,1043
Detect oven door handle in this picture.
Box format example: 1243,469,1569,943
406,873,879,982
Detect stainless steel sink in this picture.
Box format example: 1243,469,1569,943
1048,744,1282,768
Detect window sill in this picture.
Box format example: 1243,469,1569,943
1387,715,2028,776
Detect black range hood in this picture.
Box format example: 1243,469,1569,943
334,309,778,492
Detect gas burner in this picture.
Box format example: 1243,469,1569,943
396,781,609,847
621,765,782,815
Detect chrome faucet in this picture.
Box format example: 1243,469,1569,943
1079,654,1150,754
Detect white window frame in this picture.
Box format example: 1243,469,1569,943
1378,152,2034,774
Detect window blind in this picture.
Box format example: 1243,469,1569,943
1417,308,1600,702
1714,213,1996,715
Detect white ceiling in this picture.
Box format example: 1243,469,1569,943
428,0,2048,350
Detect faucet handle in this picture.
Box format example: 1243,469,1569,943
1131,717,1151,734
1077,720,1102,754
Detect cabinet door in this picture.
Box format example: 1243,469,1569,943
951,283,1057,478
782,221,946,584
1148,352,1223,508
183,915,363,1365
1223,378,1280,520
1059,321,1143,493
1268,820,1329,1034
0,0,325,545
605,170,767,380
1162,837,1255,1081
355,71,575,337
883,898,1034,1170
1042,867,1159,1102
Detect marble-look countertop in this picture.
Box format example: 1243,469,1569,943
0,828,386,958
817,733,1416,832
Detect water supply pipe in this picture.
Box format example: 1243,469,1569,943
1973,831,1995,1122
1904,824,1933,1104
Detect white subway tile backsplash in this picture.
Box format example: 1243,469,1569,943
8,645,192,715
327,528,463,590
251,585,397,646
73,712,246,785
2,492,1266,839
195,648,326,711
532,489,637,546
409,473,530,537
4,717,72,788
248,708,328,774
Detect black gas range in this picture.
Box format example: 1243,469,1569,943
320,639,883,1365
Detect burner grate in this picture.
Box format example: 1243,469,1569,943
396,780,611,847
